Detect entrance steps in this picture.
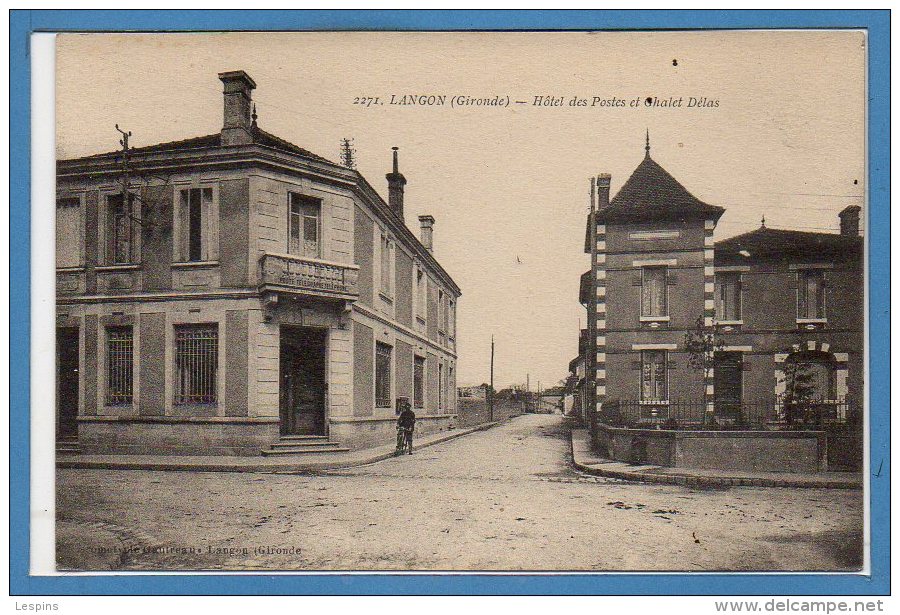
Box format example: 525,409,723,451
56,436,80,455
261,435,350,456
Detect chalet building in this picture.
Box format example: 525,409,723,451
56,70,460,456
580,137,863,469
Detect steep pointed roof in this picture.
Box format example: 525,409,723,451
595,154,725,224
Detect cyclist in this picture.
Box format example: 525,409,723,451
396,400,416,455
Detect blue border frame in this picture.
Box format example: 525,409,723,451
9,10,890,596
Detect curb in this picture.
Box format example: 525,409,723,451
57,420,501,474
569,430,862,490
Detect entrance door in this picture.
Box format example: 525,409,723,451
279,326,327,436
57,327,80,439
714,352,743,422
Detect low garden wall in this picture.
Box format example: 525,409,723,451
594,424,828,473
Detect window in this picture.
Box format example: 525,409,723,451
415,268,427,321
178,187,214,262
413,356,426,409
289,193,320,258
438,289,446,331
448,366,454,410
641,351,668,402
798,270,825,319
438,363,445,410
105,326,133,405
715,272,742,321
448,299,456,339
107,193,136,264
56,197,82,268
174,324,218,404
641,267,667,317
375,342,393,408
379,234,394,296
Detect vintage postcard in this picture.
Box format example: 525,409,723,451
46,29,869,575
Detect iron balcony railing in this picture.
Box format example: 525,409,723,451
259,253,359,300
599,397,851,430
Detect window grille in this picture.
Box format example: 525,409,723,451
438,363,445,410
174,324,218,404
375,342,392,408
106,326,133,405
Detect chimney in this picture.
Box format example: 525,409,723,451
597,173,611,209
386,147,407,218
839,205,861,237
418,215,435,253
218,70,257,146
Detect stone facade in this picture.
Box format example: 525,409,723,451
56,70,460,456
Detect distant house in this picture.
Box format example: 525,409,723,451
457,385,487,400
578,138,863,468
55,70,461,456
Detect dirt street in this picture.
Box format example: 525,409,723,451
56,414,863,571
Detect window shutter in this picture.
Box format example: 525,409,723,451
629,360,642,370
742,362,752,372
631,273,643,286
666,271,678,286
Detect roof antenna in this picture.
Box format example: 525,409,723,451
645,128,651,158
340,138,357,170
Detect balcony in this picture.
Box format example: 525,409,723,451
259,253,359,303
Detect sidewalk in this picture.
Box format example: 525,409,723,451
570,429,862,489
57,422,498,473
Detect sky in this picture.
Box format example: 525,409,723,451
56,31,866,389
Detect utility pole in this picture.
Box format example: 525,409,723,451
489,335,495,422
526,373,530,413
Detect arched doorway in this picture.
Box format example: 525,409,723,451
781,350,838,425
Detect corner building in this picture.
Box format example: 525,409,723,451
55,71,460,456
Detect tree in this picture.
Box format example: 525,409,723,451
781,357,818,427
683,316,725,426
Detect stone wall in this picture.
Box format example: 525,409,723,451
78,416,279,456
328,414,454,451
595,424,826,473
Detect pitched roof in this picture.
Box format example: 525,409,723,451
73,125,334,165
595,154,725,224
715,226,862,263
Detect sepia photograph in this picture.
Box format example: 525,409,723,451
47,29,868,574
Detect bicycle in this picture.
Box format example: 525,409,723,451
395,425,414,455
